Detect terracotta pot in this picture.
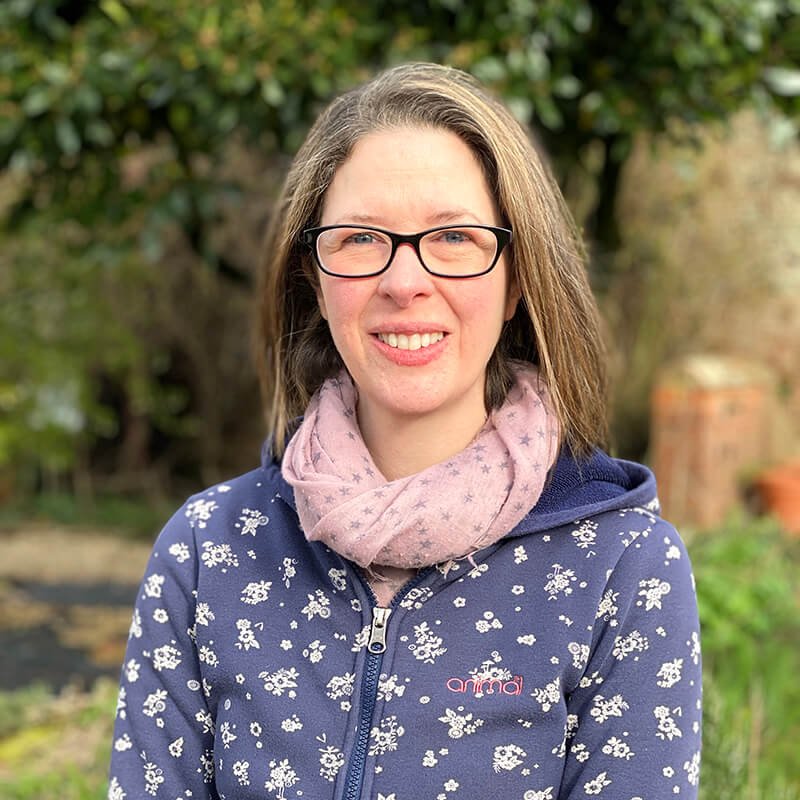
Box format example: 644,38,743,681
756,462,800,536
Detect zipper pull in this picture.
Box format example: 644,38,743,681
367,607,392,654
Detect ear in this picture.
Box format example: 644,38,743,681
504,275,521,321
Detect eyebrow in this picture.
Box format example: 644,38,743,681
330,208,483,227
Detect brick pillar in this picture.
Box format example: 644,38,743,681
650,356,771,528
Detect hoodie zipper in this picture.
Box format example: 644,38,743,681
339,568,432,800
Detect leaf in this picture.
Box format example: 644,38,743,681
22,88,52,117
100,0,132,26
55,118,81,156
260,78,285,107
40,62,71,87
763,66,800,97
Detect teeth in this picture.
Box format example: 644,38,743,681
377,331,444,350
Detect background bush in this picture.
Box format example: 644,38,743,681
2,0,799,495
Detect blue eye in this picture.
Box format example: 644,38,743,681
439,230,470,244
344,232,377,245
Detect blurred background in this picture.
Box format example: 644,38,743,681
1,1,799,797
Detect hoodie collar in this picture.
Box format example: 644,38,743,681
265,437,658,534
509,447,659,536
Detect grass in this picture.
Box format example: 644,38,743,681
0,680,116,799
0,491,179,539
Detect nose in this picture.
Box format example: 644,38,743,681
376,242,434,307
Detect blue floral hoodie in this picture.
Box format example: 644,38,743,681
108,447,701,800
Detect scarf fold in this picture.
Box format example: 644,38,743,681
282,365,560,571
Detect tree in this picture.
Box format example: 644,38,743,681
2,0,798,486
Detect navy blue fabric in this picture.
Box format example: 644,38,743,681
108,442,702,800
536,448,631,514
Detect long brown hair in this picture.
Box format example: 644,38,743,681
256,63,607,458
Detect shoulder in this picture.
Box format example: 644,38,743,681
152,460,297,555
573,505,698,627
514,501,696,608
579,503,694,584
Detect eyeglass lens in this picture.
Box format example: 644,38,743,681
315,227,499,277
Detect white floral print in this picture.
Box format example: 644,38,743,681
168,542,190,563
281,714,303,732
232,759,250,786
438,707,484,738
108,468,702,800
185,499,218,529
142,689,167,719
326,672,355,701
657,657,684,688
583,770,612,794
142,757,164,796
302,639,326,663
235,618,260,651
544,564,577,600
612,629,650,660
238,507,269,536
144,574,165,598
654,705,683,741
377,673,407,702
369,716,405,756
265,758,298,798
572,520,598,553
408,621,447,664
493,743,527,772
240,580,272,605
200,540,238,570
151,644,181,672
317,733,345,782
637,577,671,610
601,736,634,760
259,667,299,697
301,589,331,620
568,641,590,669
590,694,630,724
532,677,561,712
107,776,125,800
523,788,554,800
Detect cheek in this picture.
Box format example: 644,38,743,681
318,281,368,335
469,275,511,325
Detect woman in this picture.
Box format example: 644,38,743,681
109,63,701,799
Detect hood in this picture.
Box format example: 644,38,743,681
510,447,659,536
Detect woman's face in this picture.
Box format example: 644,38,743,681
315,126,519,435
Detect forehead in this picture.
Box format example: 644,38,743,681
320,126,499,228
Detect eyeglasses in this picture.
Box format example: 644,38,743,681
301,224,512,279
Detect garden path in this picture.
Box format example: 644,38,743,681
0,526,152,691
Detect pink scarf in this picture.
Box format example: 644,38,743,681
282,365,560,584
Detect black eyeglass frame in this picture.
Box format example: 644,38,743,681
301,223,513,279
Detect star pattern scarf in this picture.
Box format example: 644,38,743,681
282,365,559,572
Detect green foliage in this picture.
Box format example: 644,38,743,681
691,516,800,797
0,490,178,538
0,680,116,799
0,683,53,739
1,0,799,483
3,0,798,249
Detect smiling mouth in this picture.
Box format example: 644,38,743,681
376,332,445,351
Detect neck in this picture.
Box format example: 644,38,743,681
357,402,488,481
